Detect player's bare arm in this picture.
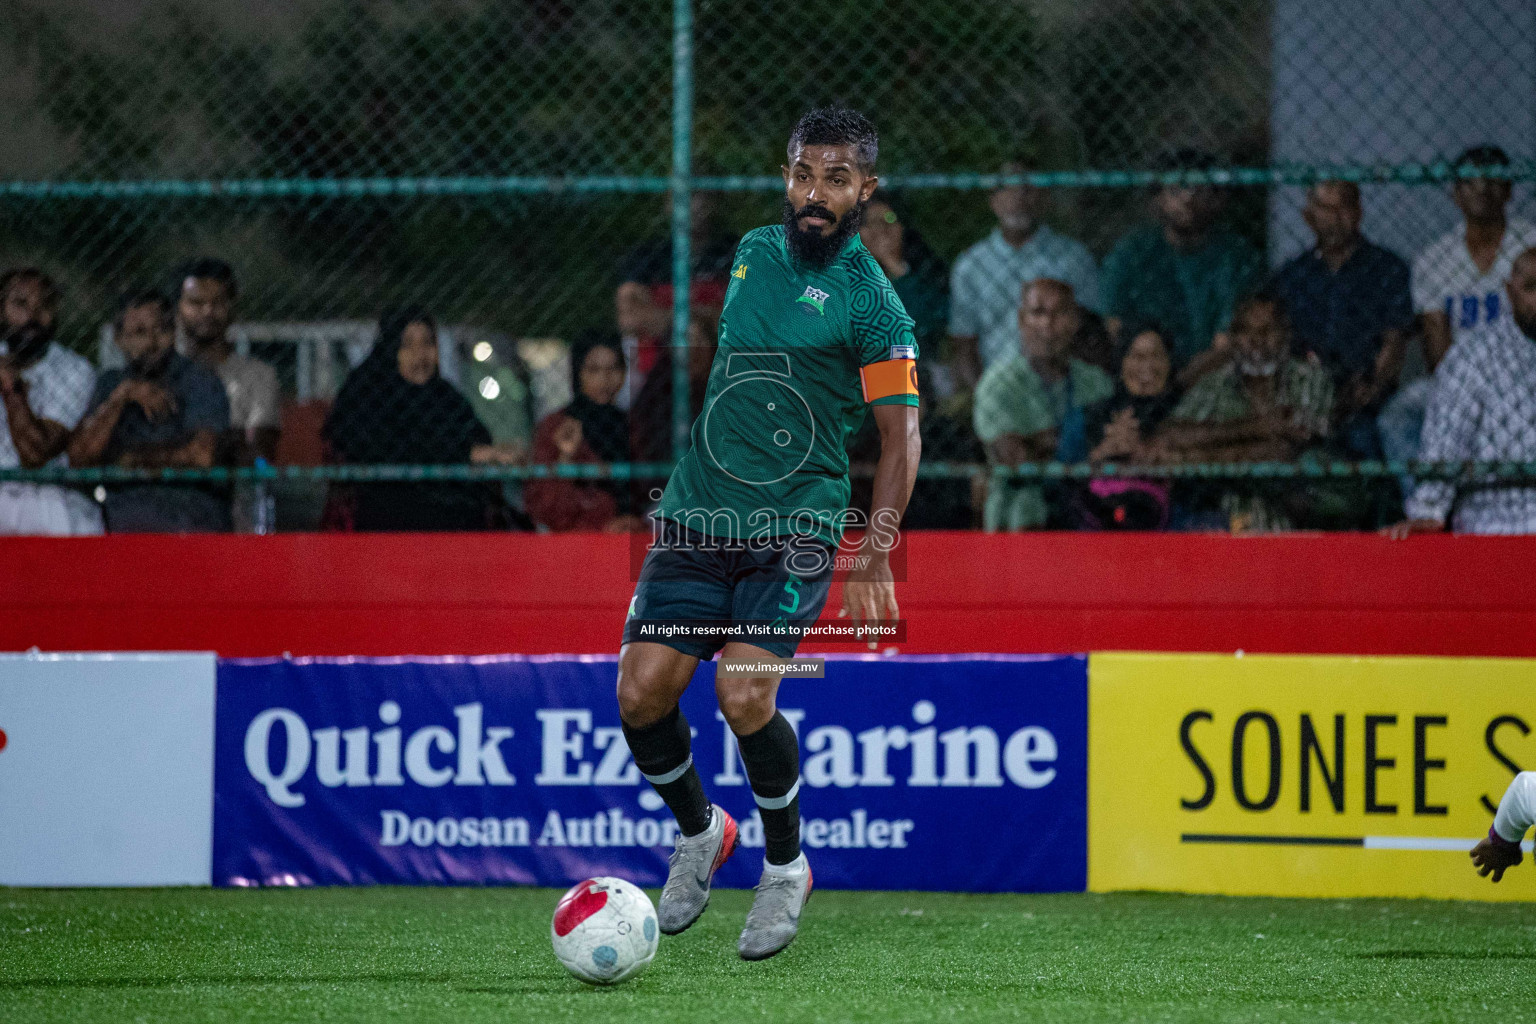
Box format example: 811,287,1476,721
841,402,919,647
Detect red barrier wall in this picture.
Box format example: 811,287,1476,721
3,528,1536,657
2,532,1534,658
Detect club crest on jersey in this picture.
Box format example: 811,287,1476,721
796,285,830,316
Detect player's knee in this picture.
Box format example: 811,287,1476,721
716,677,776,734
616,648,683,727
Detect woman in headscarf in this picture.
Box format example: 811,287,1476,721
323,307,519,531
525,331,643,532
1073,323,1181,529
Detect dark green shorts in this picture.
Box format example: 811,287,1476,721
621,526,836,660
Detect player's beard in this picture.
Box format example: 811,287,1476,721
782,196,866,268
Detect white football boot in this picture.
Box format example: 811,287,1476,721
656,804,738,934
738,853,812,960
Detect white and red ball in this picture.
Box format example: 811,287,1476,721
550,876,658,985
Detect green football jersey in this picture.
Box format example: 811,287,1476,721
655,225,919,547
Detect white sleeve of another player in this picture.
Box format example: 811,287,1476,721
1492,771,1536,843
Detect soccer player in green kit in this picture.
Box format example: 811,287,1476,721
617,107,921,960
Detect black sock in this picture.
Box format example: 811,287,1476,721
736,711,801,865
622,705,713,836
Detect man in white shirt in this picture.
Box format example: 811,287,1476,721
1470,771,1535,883
0,268,102,535
1388,247,1536,535
175,258,281,465
948,160,1100,385
1379,145,1536,468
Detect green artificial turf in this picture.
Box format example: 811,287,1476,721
2,887,1534,1023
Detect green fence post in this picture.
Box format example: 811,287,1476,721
670,0,695,464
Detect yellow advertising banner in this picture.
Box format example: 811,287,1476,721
1089,653,1536,902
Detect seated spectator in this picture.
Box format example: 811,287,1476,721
614,191,737,409
630,313,717,464
1156,294,1334,532
1073,308,1116,376
1379,145,1536,472
1075,325,1179,529
1389,248,1536,536
323,307,520,532
972,279,1114,531
1102,149,1263,385
948,160,1099,385
1274,181,1412,457
526,333,642,533
0,268,102,535
859,191,949,355
175,258,280,465
68,289,231,532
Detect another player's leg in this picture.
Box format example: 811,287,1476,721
617,641,738,933
716,644,812,960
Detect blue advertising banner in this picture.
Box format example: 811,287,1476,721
214,654,1086,892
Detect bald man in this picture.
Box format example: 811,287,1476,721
972,278,1114,530
1389,246,1536,535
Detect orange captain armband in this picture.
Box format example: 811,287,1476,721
859,346,919,404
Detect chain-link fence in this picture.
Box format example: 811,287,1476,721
0,0,1533,534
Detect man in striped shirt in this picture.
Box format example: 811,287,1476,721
1389,247,1536,536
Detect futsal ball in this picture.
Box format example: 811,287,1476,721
550,876,658,985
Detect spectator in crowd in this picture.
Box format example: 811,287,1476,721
1388,247,1536,536
1273,181,1412,457
1072,309,1116,377
1085,324,1181,462
1102,149,1263,386
973,279,1114,531
949,160,1099,386
614,191,737,410
175,258,280,465
68,289,231,532
526,332,643,532
323,307,521,531
859,190,949,355
0,268,102,535
630,313,717,466
1074,323,1181,530
1157,293,1334,532
1379,145,1536,467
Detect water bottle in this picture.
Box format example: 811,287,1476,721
253,459,276,535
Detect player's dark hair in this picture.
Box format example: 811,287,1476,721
114,286,175,332
0,267,60,308
788,107,878,173
173,256,239,300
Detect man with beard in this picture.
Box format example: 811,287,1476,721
1157,293,1335,531
1388,248,1536,536
616,108,920,961
175,258,280,466
0,268,102,534
68,289,230,532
